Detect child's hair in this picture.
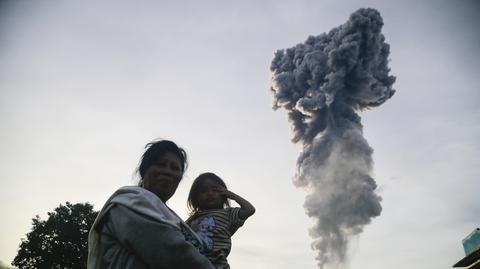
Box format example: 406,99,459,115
187,172,231,215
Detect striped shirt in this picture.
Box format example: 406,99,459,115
186,208,245,268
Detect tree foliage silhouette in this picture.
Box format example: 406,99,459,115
13,202,98,269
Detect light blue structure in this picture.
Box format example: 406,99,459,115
462,228,480,255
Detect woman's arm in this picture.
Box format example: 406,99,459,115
107,204,214,269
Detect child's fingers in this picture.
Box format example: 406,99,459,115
212,185,226,191
216,189,228,195
213,186,229,195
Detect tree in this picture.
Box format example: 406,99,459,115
13,202,98,269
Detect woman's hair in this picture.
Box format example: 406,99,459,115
136,139,188,185
187,172,230,215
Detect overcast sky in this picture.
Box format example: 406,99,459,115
0,1,479,268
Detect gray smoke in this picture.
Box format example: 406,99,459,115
270,8,395,269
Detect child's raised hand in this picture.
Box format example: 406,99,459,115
212,185,234,199
212,184,256,219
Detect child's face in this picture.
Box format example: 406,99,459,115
197,178,224,210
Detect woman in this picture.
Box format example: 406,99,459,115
88,140,214,269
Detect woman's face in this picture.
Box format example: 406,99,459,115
142,152,183,202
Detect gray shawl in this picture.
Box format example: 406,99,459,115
88,186,214,269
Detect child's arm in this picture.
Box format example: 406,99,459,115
214,186,255,220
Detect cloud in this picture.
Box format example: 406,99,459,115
270,8,396,268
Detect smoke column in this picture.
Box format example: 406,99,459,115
270,8,395,268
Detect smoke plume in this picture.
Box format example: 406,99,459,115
270,8,395,268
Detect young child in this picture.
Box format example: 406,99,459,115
186,172,255,269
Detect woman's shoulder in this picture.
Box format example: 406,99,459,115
114,185,149,196
111,186,160,205
108,186,182,226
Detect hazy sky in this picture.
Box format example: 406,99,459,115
0,1,479,268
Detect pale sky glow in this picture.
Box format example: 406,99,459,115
1,1,479,269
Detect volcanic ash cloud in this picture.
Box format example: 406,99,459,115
270,8,396,269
